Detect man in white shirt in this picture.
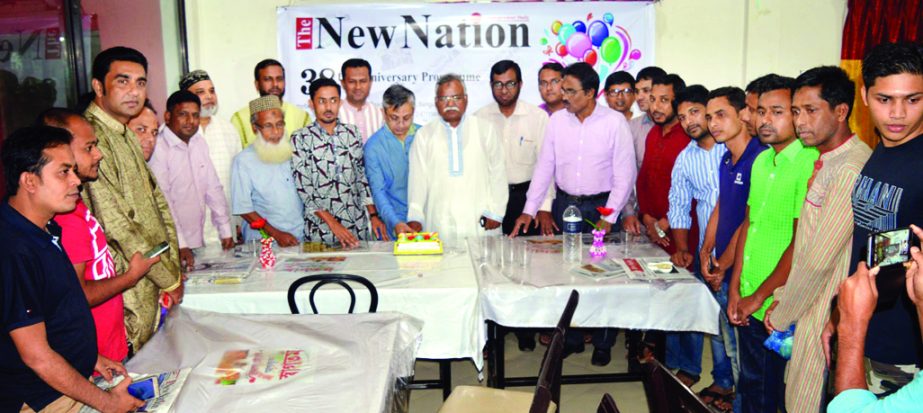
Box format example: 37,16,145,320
407,74,508,242
181,70,242,245
338,58,383,143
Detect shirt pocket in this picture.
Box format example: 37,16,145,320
511,137,537,165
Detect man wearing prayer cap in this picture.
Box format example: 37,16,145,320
180,69,242,245
230,95,305,246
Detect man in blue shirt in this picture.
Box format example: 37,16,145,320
231,95,305,247
364,84,421,238
699,86,767,411
1,126,142,412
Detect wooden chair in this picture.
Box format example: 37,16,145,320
596,393,620,413
437,290,579,413
640,358,712,413
287,273,378,314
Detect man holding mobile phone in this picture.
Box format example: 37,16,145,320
41,109,161,363
824,42,923,396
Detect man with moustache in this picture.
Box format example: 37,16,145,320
338,59,383,143
604,71,636,120
82,47,183,351
727,74,818,413
700,86,766,411
476,60,553,240
364,85,421,239
1,126,145,413
127,100,158,161
181,70,242,245
664,85,731,400
511,62,635,365
621,66,667,236
636,74,694,256
537,62,565,115
231,59,311,148
407,74,507,241
41,109,160,365
292,78,388,247
763,66,871,412
149,91,234,264
231,95,304,246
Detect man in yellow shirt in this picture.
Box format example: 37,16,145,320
231,59,310,147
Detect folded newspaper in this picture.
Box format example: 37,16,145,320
79,369,190,413
572,257,695,282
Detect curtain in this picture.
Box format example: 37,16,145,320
840,0,923,148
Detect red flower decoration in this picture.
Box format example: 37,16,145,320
250,218,267,230
596,206,614,216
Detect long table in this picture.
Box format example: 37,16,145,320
126,308,421,412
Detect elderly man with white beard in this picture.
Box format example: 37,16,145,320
230,95,304,246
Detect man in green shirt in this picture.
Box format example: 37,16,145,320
727,74,818,412
230,59,311,147
82,47,184,352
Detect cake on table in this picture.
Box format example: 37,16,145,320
393,232,444,255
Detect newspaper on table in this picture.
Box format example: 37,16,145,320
185,253,255,285
79,369,190,413
572,257,694,282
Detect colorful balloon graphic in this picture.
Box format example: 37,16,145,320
583,49,598,66
588,20,608,47
558,23,576,45
555,43,568,57
573,21,587,33
603,12,614,25
600,36,622,64
551,20,562,35
566,33,592,59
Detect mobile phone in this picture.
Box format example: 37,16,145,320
707,255,718,273
144,242,170,259
127,375,160,400
866,227,919,268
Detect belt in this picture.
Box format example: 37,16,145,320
557,187,610,203
509,180,531,192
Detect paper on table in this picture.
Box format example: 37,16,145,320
79,369,190,413
623,257,696,282
571,259,630,281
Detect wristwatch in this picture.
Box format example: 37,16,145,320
479,217,487,228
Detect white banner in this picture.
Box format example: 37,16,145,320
277,2,654,123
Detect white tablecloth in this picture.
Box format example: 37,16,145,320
182,242,486,369
473,236,721,335
126,308,421,412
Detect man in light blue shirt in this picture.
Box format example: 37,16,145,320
364,84,421,239
828,225,923,412
230,95,304,246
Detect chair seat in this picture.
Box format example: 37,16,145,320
437,385,557,413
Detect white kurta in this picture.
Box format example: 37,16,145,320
408,115,508,242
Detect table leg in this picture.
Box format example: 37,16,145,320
486,321,506,388
439,360,452,399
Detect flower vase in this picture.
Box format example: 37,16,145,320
259,237,276,269
589,229,607,259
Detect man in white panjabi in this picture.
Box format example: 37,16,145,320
180,69,242,244
407,74,508,242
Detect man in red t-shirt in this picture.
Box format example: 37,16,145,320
40,109,159,361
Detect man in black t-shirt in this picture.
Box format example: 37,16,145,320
838,42,923,396
0,126,143,412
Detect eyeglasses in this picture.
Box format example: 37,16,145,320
437,94,466,103
606,88,634,97
539,78,562,88
561,88,585,97
491,81,520,90
256,121,286,131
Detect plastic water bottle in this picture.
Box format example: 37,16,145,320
563,205,583,263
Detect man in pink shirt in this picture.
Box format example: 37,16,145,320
148,90,234,269
40,108,160,361
338,58,383,143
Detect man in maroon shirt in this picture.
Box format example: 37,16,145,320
636,74,698,256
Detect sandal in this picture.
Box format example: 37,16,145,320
711,393,735,413
698,384,733,412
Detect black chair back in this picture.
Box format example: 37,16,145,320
529,290,579,413
596,393,620,413
641,358,711,413
287,273,379,314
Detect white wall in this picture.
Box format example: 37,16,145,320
184,0,847,118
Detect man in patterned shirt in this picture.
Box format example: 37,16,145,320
291,78,388,247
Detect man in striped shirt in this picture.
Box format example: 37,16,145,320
665,85,732,401
764,66,871,412
338,58,383,144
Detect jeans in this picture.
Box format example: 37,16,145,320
737,316,787,413
666,260,705,378
711,282,738,390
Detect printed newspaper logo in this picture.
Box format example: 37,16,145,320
296,17,314,50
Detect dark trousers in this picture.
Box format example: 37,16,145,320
551,189,623,351
737,316,787,413
503,181,541,236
